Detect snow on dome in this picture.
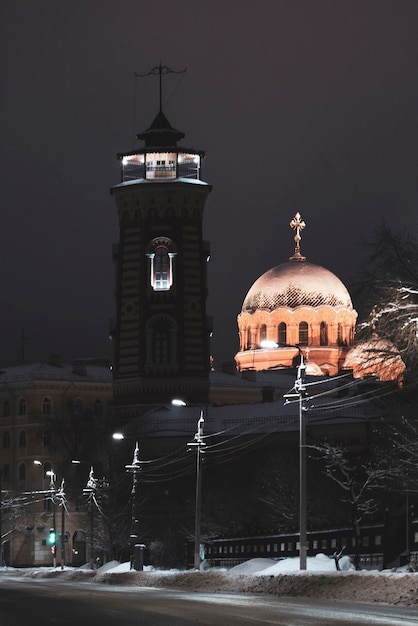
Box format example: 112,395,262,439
242,260,353,313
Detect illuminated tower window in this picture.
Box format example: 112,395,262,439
278,322,287,345
320,321,328,346
259,324,267,344
299,322,308,345
155,247,169,289
147,237,177,291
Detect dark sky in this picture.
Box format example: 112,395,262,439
1,0,418,368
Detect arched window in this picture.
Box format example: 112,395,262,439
155,247,169,289
73,399,83,417
246,328,252,350
320,322,328,346
42,429,52,448
147,237,177,291
18,397,26,416
42,397,51,415
18,463,26,481
18,430,26,448
278,322,287,345
337,323,344,346
299,322,309,345
3,400,10,417
259,324,267,344
152,320,171,364
3,464,10,482
146,315,177,372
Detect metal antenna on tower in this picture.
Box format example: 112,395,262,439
135,63,186,112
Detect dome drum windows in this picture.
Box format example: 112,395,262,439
278,322,287,345
298,322,309,346
320,322,328,346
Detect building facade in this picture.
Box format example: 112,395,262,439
0,357,112,567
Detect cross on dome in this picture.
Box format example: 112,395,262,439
289,212,306,261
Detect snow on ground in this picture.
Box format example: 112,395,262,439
228,553,354,575
4,556,418,607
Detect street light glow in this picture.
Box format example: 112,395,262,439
171,399,186,406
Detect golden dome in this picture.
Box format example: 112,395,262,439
242,260,354,313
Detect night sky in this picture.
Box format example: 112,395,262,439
1,1,418,369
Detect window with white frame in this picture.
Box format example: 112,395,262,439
147,237,176,291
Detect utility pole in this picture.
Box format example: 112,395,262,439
187,411,206,570
0,469,3,567
125,442,144,571
284,347,307,570
57,480,65,570
83,467,97,569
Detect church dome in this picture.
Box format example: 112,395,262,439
242,260,354,313
235,213,358,376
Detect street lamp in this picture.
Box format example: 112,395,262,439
283,345,308,570
34,460,57,567
55,479,66,570
187,411,206,571
0,469,3,567
82,466,97,569
172,399,207,570
125,442,144,571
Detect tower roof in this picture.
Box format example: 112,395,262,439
137,110,185,148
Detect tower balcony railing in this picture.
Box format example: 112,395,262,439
121,161,200,183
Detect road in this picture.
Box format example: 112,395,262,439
0,573,418,625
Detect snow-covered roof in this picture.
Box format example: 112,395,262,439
0,362,112,384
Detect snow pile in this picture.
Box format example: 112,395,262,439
8,557,418,606
228,554,355,576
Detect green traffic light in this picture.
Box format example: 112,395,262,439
48,529,56,545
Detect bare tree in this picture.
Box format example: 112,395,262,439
312,441,396,569
354,224,418,379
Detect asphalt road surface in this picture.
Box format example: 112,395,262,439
1,573,418,625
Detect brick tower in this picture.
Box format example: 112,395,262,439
110,76,212,415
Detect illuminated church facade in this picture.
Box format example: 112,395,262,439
234,212,405,384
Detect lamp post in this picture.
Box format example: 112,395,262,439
0,468,3,567
125,442,144,571
187,411,206,571
55,479,66,570
82,466,97,569
34,461,57,567
283,345,307,570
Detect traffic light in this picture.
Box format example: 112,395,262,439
48,528,56,545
